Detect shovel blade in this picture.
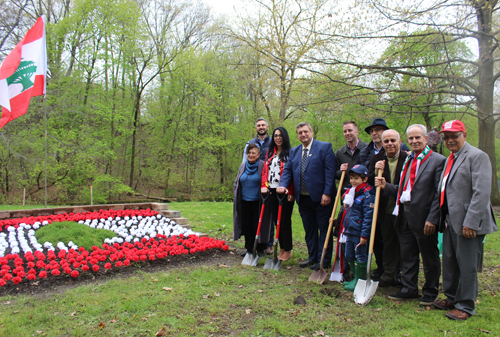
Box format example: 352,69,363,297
242,253,260,266
308,269,328,284
353,279,379,305
263,257,282,270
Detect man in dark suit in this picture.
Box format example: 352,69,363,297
278,122,336,270
369,129,407,287
376,124,445,305
433,120,498,320
358,118,410,280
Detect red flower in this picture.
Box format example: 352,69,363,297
71,270,79,278
115,261,123,267
0,279,6,286
3,273,13,281
12,276,22,284
81,265,89,272
27,274,36,281
104,263,111,270
39,271,47,278
92,265,99,272
223,245,229,251
124,259,130,266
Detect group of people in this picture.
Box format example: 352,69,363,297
233,117,497,321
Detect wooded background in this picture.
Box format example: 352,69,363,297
1,0,500,204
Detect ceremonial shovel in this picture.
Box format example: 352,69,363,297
264,193,286,271
308,171,345,284
353,169,383,305
242,193,269,266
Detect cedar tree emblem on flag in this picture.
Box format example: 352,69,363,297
0,16,47,129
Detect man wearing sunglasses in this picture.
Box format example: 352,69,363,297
433,120,498,321
369,129,407,287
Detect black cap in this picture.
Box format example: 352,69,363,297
364,118,389,134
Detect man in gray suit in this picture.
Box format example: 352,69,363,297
377,124,445,305
433,120,498,321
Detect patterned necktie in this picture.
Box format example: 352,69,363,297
440,152,455,208
300,148,309,194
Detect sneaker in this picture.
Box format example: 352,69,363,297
420,295,436,306
388,291,419,301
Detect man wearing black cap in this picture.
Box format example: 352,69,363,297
358,118,410,280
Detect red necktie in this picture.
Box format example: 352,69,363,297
440,153,455,208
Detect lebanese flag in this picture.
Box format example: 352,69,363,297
0,16,47,130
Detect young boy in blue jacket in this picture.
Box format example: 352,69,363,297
340,164,375,291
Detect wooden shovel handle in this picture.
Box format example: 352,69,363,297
319,171,346,267
368,169,384,254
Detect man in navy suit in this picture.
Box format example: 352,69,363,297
277,122,336,269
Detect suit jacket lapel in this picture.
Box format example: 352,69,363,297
304,139,315,171
448,143,469,183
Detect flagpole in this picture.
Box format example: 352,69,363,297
44,96,47,208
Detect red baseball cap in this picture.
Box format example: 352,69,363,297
439,120,466,133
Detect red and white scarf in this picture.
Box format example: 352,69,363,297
393,146,432,216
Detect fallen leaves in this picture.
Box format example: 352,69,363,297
215,292,220,297
151,277,158,282
163,287,173,291
98,321,105,329
156,327,167,336
202,294,209,299
479,328,491,334
218,264,229,268
245,309,251,314
110,315,118,323
69,312,76,317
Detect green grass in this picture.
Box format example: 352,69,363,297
0,204,52,211
35,221,116,251
0,202,499,336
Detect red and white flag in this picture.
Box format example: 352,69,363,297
0,16,47,129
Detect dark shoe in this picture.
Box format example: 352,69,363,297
240,250,249,257
309,262,331,270
433,299,455,310
388,291,419,301
299,260,316,268
257,250,265,257
420,295,436,306
370,268,384,281
343,271,354,282
446,309,471,321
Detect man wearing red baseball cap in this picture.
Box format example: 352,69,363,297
433,120,498,320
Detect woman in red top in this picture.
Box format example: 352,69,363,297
261,127,295,261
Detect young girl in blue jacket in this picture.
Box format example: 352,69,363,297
340,164,375,291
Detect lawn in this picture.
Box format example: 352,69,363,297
0,202,499,336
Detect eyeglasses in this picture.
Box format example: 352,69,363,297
383,139,398,144
442,132,463,141
274,134,282,138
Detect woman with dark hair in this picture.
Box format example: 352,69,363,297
233,143,266,255
261,127,295,261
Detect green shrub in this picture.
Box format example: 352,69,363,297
35,221,116,250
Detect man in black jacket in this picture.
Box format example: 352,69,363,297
336,121,368,194
369,129,407,286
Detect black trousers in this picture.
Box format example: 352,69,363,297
397,210,440,298
263,189,294,251
241,200,267,252
298,195,334,263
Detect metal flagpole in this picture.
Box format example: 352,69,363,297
44,96,47,208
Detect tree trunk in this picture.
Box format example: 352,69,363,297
475,2,500,205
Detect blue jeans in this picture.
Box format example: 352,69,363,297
345,235,368,263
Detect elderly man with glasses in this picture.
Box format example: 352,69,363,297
368,129,407,287
432,120,498,321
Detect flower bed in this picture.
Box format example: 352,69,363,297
0,209,228,287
